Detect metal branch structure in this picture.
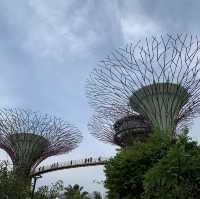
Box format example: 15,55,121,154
88,113,151,147
0,108,82,184
87,34,200,136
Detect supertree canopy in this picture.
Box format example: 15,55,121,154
87,34,200,135
0,108,82,184
88,113,151,147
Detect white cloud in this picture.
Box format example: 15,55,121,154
121,16,161,42
20,0,100,61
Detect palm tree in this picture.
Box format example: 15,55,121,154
64,184,89,199
92,191,102,199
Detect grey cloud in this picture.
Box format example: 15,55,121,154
0,1,124,113
0,0,200,193
138,0,200,32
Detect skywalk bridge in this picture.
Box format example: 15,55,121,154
31,157,110,176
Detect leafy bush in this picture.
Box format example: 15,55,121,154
104,131,172,199
105,130,200,199
143,134,200,199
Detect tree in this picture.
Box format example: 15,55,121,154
143,133,200,199
104,131,172,199
34,180,63,199
64,184,89,199
0,161,30,199
104,129,200,199
92,191,103,199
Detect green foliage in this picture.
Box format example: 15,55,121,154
64,184,89,199
34,180,64,199
105,130,200,199
143,133,200,199
92,191,103,199
0,161,31,199
104,131,172,199
35,183,105,199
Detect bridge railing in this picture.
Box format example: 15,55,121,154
33,157,110,175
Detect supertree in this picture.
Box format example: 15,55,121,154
0,108,82,185
87,34,200,136
88,112,151,148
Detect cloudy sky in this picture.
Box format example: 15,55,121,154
0,0,200,194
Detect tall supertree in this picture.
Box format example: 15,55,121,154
0,108,82,185
87,34,200,136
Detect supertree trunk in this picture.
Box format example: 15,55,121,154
9,133,50,186
129,83,189,134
